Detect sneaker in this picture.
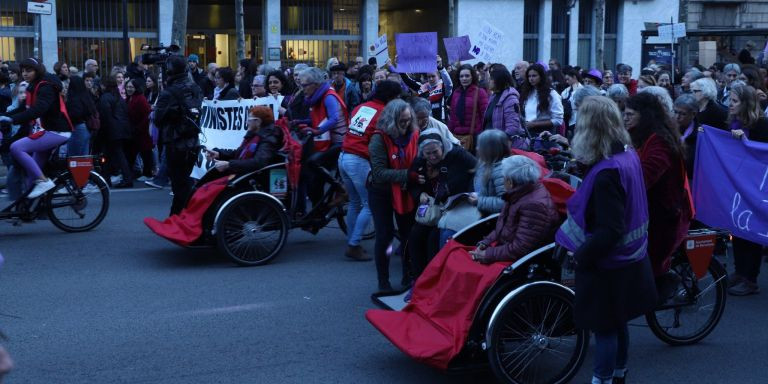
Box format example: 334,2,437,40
169,191,174,196
728,280,760,296
110,175,123,184
345,245,371,261
27,179,56,199
144,180,164,189
136,176,150,182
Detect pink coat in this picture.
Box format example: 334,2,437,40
448,84,489,135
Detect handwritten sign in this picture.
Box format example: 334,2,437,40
395,32,437,74
693,126,768,246
443,36,474,64
368,34,389,68
191,98,282,179
470,22,504,63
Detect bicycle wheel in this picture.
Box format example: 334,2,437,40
487,283,588,384
646,259,727,346
47,172,110,233
216,193,289,266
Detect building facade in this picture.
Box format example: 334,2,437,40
1,0,682,75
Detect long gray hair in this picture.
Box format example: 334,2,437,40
376,99,416,138
476,129,509,187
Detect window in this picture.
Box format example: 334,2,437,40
523,0,539,61
577,0,593,69
700,3,738,28
551,0,568,64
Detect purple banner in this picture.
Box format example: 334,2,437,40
443,36,474,64
693,125,768,245
395,32,438,74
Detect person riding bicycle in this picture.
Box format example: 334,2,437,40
296,67,348,210
0,58,72,199
205,106,283,175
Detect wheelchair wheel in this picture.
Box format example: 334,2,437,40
646,258,727,346
48,172,110,233
487,283,588,384
215,193,289,266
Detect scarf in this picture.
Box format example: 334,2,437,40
393,130,413,160
456,86,468,126
681,121,695,142
305,82,331,106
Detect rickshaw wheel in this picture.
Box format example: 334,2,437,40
215,193,289,266
645,258,727,346
487,283,588,384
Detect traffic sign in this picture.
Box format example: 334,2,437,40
658,23,686,41
27,1,52,15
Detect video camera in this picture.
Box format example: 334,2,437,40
140,44,181,65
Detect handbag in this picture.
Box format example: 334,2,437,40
455,87,480,152
438,194,482,232
415,195,442,226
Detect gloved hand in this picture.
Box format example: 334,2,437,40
0,116,12,125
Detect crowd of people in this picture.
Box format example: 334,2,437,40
2,47,768,384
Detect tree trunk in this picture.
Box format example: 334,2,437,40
171,0,188,52
595,0,605,71
235,0,246,61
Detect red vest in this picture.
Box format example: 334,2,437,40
309,88,347,152
26,80,73,132
376,129,420,215
341,99,386,160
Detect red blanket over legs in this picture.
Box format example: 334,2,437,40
366,240,512,370
143,176,229,246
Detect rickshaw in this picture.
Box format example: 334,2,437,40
368,205,730,384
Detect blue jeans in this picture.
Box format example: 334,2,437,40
151,146,169,187
592,323,629,381
6,158,25,201
67,123,91,157
338,152,371,246
439,229,456,248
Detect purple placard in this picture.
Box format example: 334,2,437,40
693,125,768,246
395,32,438,74
443,36,474,64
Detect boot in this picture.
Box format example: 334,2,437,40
345,245,371,261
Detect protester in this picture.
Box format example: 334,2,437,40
567,85,603,139
606,84,629,112
625,92,692,286
513,61,529,88
250,75,268,98
602,69,615,91
556,96,657,384
448,64,489,151
153,55,203,215
690,78,728,130
339,80,402,261
639,86,675,117
410,97,459,144
187,54,206,86
64,76,95,157
98,76,134,188
237,59,255,99
616,64,637,96
144,73,160,105
471,154,559,263
719,63,741,107
205,106,283,175
470,129,509,216
400,57,453,121
213,67,239,101
330,63,361,112
2,80,28,200
672,94,699,179
582,68,603,89
656,71,674,98
561,67,584,129
358,73,373,101
679,69,704,95
408,127,476,280
738,65,768,108
0,58,71,198
520,63,564,135
726,84,768,295
125,78,154,181
484,66,524,147
266,70,292,117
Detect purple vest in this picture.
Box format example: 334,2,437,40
556,148,650,269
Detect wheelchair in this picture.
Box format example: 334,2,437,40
371,214,730,384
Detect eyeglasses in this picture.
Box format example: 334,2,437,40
300,83,313,88
691,89,702,93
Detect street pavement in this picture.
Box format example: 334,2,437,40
0,188,767,383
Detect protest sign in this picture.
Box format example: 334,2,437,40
368,34,389,68
395,32,437,74
190,98,282,179
470,22,503,63
443,36,474,64
693,126,768,246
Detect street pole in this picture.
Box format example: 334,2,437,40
670,17,675,87
235,0,246,61
123,0,130,64
33,14,40,58
595,0,605,70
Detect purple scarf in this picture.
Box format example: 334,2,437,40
305,82,331,106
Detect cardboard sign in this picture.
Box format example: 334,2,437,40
395,32,438,74
443,36,474,64
368,34,389,68
470,22,504,63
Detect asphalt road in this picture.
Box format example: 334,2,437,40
0,188,766,383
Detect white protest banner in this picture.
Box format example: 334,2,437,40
190,97,283,179
470,21,504,63
368,34,389,68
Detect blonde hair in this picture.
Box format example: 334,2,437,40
571,96,632,165
729,84,763,129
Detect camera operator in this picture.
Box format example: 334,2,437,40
153,55,203,215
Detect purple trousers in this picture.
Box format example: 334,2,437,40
10,131,69,181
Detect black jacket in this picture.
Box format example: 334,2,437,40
98,91,132,141
238,75,253,99
697,100,728,130
216,84,240,101
214,123,284,174
746,117,768,143
66,93,94,125
409,146,477,204
11,73,70,132
154,73,203,145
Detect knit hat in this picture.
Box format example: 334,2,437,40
583,69,603,84
187,54,200,63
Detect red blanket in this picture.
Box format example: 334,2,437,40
366,240,511,370
144,176,229,246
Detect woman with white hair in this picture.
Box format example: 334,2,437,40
720,63,741,106
606,84,629,112
556,96,656,384
690,77,728,129
639,85,675,118
408,127,476,280
470,155,559,263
